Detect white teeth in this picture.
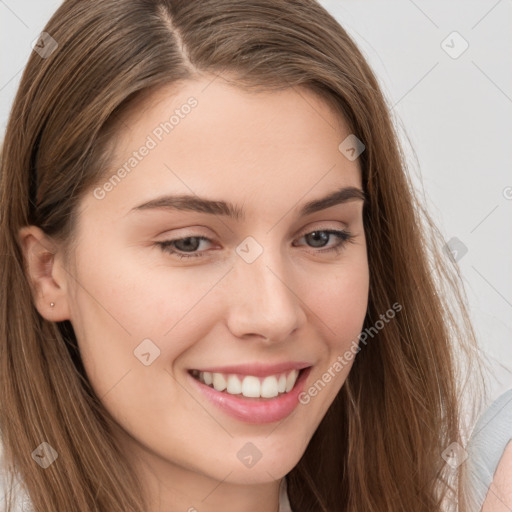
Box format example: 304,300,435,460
193,369,302,398
260,375,279,398
226,374,242,394
277,374,287,393
212,373,227,392
285,369,298,392
242,376,261,397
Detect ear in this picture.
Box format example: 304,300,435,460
17,225,72,322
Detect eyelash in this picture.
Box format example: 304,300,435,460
155,229,355,260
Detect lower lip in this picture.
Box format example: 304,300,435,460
187,367,312,424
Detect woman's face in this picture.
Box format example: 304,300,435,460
27,77,369,506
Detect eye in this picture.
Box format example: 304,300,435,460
155,236,212,259
293,229,355,254
155,228,355,260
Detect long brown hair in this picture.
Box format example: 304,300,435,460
0,1,488,510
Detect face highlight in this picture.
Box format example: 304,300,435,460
28,76,369,510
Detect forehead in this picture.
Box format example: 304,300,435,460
111,75,353,157
84,77,363,222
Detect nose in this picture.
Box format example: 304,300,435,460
225,246,307,343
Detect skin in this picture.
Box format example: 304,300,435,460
482,441,512,511
19,76,369,512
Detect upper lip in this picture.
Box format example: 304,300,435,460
190,361,312,378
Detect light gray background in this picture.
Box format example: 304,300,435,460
1,0,511,402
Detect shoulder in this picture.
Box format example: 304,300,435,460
481,441,512,511
467,388,512,511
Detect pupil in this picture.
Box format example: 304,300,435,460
176,237,200,252
307,231,328,248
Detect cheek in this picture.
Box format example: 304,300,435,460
78,242,225,338
294,258,369,422
305,256,369,346
67,248,222,400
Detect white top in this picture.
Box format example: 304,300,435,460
466,387,512,510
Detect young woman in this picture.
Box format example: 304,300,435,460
0,0,500,510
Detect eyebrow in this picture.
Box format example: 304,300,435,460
129,186,366,221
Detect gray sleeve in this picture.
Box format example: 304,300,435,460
466,388,512,511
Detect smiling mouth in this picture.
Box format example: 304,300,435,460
188,367,307,400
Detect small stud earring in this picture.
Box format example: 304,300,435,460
50,302,55,308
